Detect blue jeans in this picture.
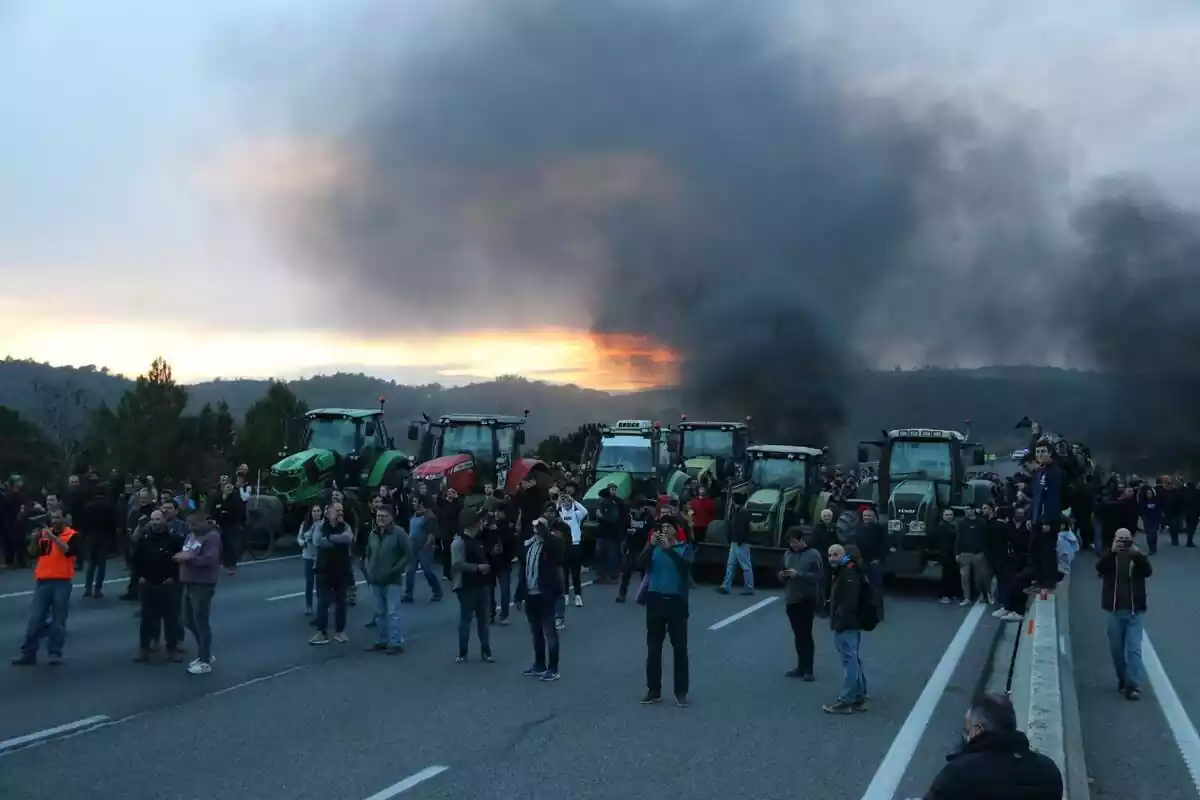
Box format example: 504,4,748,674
303,558,315,610
371,583,405,647
834,630,866,704
489,565,512,619
404,544,443,600
1107,610,1144,690
22,579,72,657
722,543,754,591
596,537,621,580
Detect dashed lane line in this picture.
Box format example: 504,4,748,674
708,596,779,631
364,765,450,799
0,554,299,601
0,715,111,755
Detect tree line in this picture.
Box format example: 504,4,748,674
1,358,309,492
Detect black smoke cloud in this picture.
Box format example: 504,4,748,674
249,0,1199,456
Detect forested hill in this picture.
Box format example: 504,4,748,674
0,358,1133,463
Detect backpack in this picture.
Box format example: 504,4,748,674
598,499,619,525
857,577,880,632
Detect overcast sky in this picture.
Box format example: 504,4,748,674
1,0,1196,385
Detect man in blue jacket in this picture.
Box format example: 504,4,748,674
638,518,693,707
1029,442,1063,592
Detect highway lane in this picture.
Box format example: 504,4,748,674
1071,543,1200,800
0,561,999,800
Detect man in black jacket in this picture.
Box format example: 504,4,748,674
823,543,867,715
516,518,565,681
924,693,1063,799
1097,528,1151,700
132,510,184,663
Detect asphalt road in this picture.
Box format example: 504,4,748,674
0,556,1000,800
1071,539,1200,800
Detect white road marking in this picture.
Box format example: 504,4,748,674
364,765,450,799
210,665,306,697
1144,634,1200,794
0,554,300,601
0,716,110,754
708,596,779,630
268,580,366,601
860,602,987,800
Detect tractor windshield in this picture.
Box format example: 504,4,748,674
681,429,734,460
888,441,953,482
306,417,362,455
750,457,806,488
597,441,653,474
441,424,494,463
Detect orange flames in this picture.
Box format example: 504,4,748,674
589,332,680,390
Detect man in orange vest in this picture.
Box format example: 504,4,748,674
12,508,79,666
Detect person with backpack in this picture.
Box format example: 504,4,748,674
638,517,693,707
823,543,873,715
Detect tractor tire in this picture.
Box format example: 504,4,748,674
705,519,730,546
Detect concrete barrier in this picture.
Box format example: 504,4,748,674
992,577,1090,800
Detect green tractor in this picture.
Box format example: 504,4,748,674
579,419,673,537
847,427,987,577
664,416,753,503
699,444,832,570
267,405,414,531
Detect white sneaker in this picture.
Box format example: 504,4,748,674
187,660,212,675
959,599,971,607
992,608,1006,618
939,597,951,604
574,594,584,608
1000,611,1023,622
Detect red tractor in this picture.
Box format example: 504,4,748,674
407,411,550,505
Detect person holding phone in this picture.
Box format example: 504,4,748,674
638,518,693,707
1097,527,1152,701
12,509,79,666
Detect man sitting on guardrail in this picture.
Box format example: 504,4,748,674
1097,527,1151,701
924,693,1063,799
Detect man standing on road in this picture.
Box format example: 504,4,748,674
452,507,494,663
121,487,157,601
483,496,515,625
779,527,823,680
924,693,1063,799
81,483,118,599
176,511,220,674
516,518,564,681
12,509,79,666
402,494,444,604
1097,527,1151,701
717,504,754,596
955,506,990,607
617,497,654,603
639,518,693,707
822,543,867,715
133,510,184,663
364,506,410,655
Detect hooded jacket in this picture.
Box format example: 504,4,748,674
1097,549,1151,612
829,558,863,633
133,525,183,585
924,729,1063,800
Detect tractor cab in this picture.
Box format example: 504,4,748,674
408,412,541,500
581,420,671,517
853,427,986,576
668,417,752,499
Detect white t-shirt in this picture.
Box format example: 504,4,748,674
558,501,588,545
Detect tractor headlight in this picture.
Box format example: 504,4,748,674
888,519,903,532
908,521,926,533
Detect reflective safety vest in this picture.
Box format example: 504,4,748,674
33,527,77,581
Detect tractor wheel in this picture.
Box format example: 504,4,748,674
705,520,730,546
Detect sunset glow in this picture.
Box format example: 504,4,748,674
0,306,678,391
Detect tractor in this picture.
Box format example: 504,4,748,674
407,411,550,506
579,419,673,538
844,427,987,577
664,417,753,503
699,444,831,570
267,404,414,533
